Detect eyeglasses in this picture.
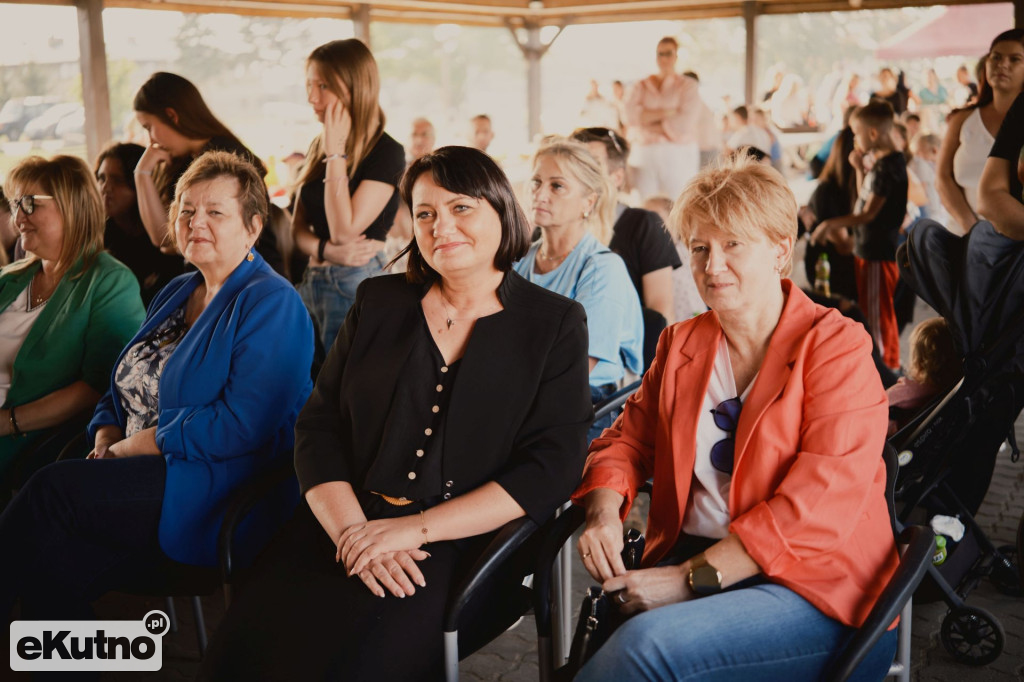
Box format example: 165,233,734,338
709,397,742,474
9,195,54,217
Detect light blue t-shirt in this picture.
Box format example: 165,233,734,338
514,232,643,387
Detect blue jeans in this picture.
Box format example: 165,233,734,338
298,254,386,352
588,383,618,443
576,581,898,682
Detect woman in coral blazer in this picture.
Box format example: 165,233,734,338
572,154,900,681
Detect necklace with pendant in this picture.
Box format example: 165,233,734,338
437,286,458,332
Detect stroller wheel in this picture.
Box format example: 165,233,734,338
940,606,1004,666
990,545,1022,597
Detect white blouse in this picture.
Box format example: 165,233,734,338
682,334,756,539
951,108,994,231
0,286,46,406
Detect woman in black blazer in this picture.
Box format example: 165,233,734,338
202,147,592,681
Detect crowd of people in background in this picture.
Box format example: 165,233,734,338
1,23,1023,681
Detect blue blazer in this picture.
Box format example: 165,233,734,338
89,252,314,566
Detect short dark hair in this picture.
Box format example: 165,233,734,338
396,146,530,284
570,127,630,170
852,99,895,134
682,70,700,82
732,105,749,121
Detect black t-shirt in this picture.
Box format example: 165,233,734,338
299,132,405,243
104,218,184,305
608,206,682,302
853,151,908,262
989,91,1024,205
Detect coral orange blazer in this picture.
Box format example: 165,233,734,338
573,281,900,628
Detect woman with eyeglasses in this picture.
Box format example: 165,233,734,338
572,155,900,681
0,155,145,485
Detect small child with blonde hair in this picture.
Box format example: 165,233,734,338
887,316,962,435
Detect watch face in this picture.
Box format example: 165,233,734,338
691,564,723,595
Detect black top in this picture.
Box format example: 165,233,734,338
804,181,857,301
853,151,908,262
298,133,405,243
870,72,909,116
989,91,1024,205
609,206,682,300
104,218,185,305
294,271,592,523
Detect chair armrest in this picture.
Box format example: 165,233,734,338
217,456,296,583
443,515,539,633
532,504,586,638
593,380,641,422
826,525,935,681
444,516,540,630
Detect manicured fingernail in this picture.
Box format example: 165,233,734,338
417,580,426,587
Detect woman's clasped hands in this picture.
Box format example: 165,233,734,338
336,516,431,599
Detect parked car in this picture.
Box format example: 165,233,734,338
0,96,60,141
22,102,83,141
54,107,85,146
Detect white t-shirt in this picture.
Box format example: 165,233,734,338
682,334,755,539
0,286,46,406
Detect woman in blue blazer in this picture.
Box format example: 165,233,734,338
0,151,313,620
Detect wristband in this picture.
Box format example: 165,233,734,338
317,238,327,262
323,153,348,163
9,406,24,437
134,169,153,176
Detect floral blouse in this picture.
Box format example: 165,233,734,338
115,307,188,437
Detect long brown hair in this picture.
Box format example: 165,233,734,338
133,72,247,203
3,155,105,282
296,39,385,189
819,126,857,214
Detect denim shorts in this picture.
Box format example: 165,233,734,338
298,254,386,352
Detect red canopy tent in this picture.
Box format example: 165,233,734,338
876,2,1014,60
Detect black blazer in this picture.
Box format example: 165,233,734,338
294,272,593,523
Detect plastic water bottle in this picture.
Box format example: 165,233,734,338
814,253,831,298
932,535,947,565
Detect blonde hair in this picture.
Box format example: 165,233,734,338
297,39,385,190
167,150,267,253
3,155,104,282
532,137,615,244
909,317,961,390
670,152,797,276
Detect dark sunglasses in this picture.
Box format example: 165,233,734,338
709,397,742,474
9,195,54,216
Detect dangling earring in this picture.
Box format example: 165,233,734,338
246,249,255,262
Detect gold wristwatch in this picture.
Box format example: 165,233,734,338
687,553,723,596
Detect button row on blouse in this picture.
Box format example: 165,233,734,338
409,366,449,482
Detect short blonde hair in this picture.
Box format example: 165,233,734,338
167,150,266,252
909,317,961,390
669,153,797,276
532,137,615,244
3,155,104,282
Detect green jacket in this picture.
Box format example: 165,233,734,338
0,252,145,469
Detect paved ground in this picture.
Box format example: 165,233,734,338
5,297,1022,681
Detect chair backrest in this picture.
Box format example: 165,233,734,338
593,380,641,423
641,308,667,373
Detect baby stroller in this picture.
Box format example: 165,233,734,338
892,219,1024,666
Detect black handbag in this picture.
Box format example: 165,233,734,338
565,529,645,674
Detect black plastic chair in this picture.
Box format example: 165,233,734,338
641,308,668,373
1,410,93,504
533,444,935,681
593,380,641,424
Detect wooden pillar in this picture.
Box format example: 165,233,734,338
743,1,758,106
76,0,112,161
353,3,371,48
1015,0,1024,28
525,23,542,140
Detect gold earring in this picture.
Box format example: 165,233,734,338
246,249,255,262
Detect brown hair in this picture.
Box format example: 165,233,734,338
396,146,529,284
819,126,857,213
851,99,895,136
134,72,246,202
571,127,630,171
670,153,797,276
167,150,267,252
297,39,385,190
3,155,104,281
909,317,961,390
